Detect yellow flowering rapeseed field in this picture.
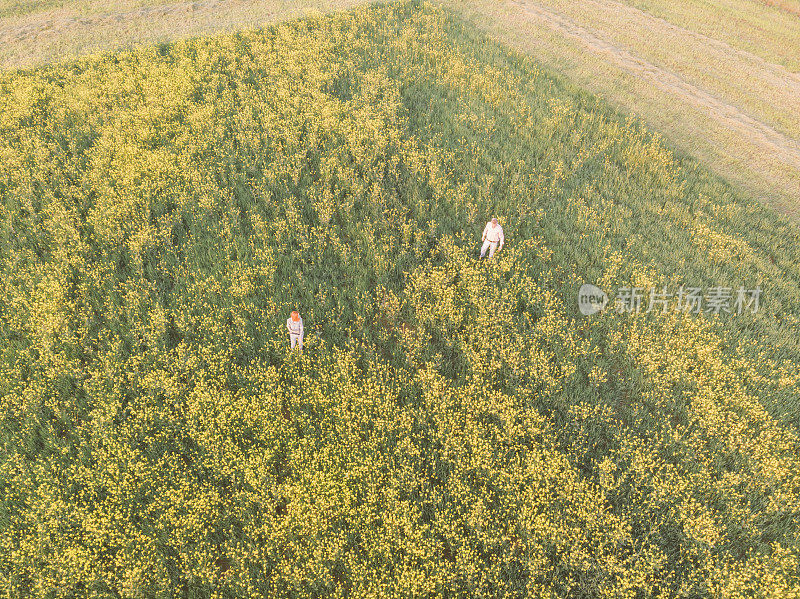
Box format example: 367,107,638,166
0,1,799,596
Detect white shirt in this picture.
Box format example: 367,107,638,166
483,222,504,244
287,317,304,336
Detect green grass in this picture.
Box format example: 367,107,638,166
439,0,800,220
1,1,799,596
530,0,800,140
3,0,799,220
624,0,800,71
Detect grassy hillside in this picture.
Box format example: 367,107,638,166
0,0,166,19
1,1,799,596
439,0,800,219
621,0,800,71
4,1,799,221
0,0,374,69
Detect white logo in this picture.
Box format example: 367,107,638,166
578,284,609,315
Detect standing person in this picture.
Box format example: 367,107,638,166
480,217,504,259
287,311,304,351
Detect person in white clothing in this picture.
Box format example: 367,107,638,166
480,217,504,259
287,311,304,350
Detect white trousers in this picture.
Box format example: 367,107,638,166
290,333,304,350
480,239,498,258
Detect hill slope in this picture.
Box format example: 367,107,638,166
1,1,799,596
3,0,799,219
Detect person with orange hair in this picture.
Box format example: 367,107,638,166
287,310,304,350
